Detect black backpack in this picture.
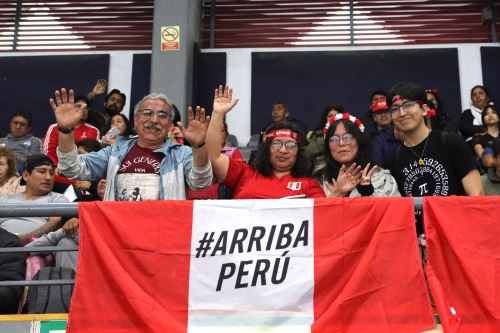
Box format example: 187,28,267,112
25,267,76,314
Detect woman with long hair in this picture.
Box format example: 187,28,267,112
315,113,400,197
0,147,24,196
206,85,325,199
473,105,500,170
460,85,491,144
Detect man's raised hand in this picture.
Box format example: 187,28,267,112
49,88,84,130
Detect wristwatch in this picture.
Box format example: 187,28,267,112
57,126,73,134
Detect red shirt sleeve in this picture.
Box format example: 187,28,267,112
43,124,59,165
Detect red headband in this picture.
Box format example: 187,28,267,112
265,129,301,142
392,94,425,105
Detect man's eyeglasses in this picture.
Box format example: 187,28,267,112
11,121,28,127
140,109,171,120
390,100,419,114
329,133,354,146
270,140,298,151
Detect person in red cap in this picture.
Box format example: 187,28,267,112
206,85,326,199
371,98,392,133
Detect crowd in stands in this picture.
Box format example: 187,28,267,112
0,78,499,314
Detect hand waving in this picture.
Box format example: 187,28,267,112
178,106,209,146
49,88,85,129
213,85,238,115
91,79,107,97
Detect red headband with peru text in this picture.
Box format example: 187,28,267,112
265,129,301,142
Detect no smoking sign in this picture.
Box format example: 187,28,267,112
161,25,180,51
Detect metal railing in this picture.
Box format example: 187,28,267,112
0,203,79,287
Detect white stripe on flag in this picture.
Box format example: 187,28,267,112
189,199,315,333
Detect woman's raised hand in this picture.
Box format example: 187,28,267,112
213,85,238,115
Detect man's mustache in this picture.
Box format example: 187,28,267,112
144,122,163,131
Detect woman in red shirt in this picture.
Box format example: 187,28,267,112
206,85,325,199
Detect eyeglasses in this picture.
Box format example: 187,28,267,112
140,109,171,120
390,100,419,114
11,121,28,127
329,133,354,146
270,140,298,151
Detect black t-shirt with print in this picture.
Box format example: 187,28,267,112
390,130,476,197
390,130,477,234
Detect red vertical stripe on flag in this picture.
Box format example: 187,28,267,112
424,196,500,333
312,197,435,333
67,201,194,333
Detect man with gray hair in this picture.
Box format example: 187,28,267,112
51,88,212,200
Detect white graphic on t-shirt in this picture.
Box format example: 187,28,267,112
419,183,428,195
402,158,449,196
287,182,302,191
115,173,160,201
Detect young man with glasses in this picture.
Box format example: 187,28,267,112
388,83,483,235
51,89,213,201
389,82,482,198
0,111,42,174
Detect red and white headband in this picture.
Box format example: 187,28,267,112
265,128,301,142
323,113,365,136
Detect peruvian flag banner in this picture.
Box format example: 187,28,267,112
67,197,435,333
424,196,500,333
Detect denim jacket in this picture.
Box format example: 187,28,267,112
57,137,212,201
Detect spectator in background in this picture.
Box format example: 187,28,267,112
460,85,491,145
424,88,455,133
52,88,212,201
481,140,500,195
43,96,100,165
305,104,344,173
315,113,399,198
371,98,402,169
101,113,134,146
472,105,500,170
0,147,24,196
86,81,126,135
0,111,42,174
207,85,325,199
0,154,69,245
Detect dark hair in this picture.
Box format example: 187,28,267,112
105,89,126,106
0,147,18,179
172,104,182,125
252,121,311,177
110,113,134,137
272,100,287,110
322,119,373,181
388,82,428,106
470,85,490,99
10,111,32,127
481,105,500,132
370,90,387,102
76,139,102,153
314,105,345,131
75,95,91,113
